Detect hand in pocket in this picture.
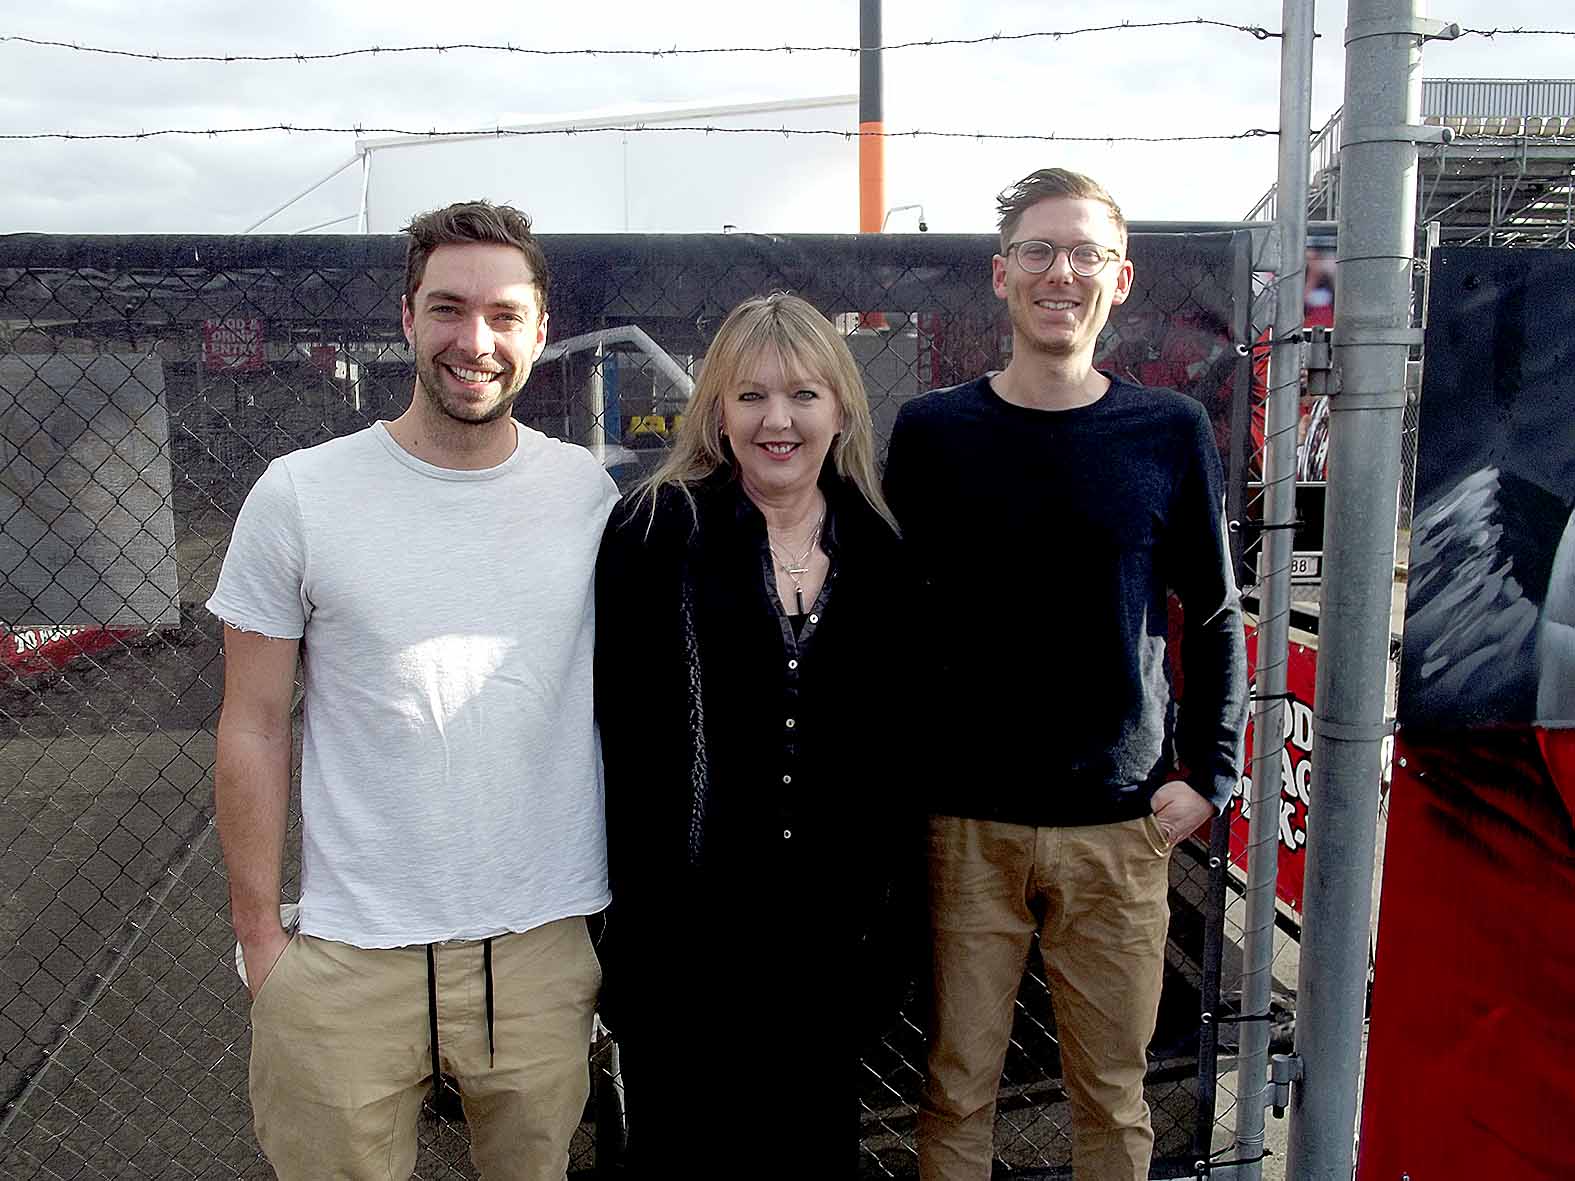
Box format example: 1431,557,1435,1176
1149,779,1215,848
240,925,293,1001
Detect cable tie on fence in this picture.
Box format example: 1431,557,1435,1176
1237,330,1308,355
1249,691,1296,703
1198,1148,1272,1173
1253,521,1304,532
1209,1010,1277,1024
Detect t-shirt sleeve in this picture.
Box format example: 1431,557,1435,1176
206,458,309,639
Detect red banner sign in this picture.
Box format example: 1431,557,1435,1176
4,625,135,678
202,318,265,372
1227,624,1319,916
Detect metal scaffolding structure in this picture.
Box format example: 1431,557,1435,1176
1249,77,1575,247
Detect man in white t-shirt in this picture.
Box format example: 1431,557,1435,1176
208,201,619,1181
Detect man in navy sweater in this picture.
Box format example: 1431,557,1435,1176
884,168,1248,1181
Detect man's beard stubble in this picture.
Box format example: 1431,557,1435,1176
414,353,523,426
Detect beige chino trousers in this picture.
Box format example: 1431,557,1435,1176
918,814,1173,1181
248,916,600,1181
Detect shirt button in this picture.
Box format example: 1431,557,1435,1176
783,829,793,840
808,614,819,624
782,774,792,785
787,659,798,670
785,718,796,728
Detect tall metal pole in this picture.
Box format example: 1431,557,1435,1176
1286,1,1451,1175
858,0,884,233
1231,2,1314,1175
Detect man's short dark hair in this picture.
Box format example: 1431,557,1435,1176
996,169,1128,254
402,201,550,314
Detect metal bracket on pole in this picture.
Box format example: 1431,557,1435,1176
1251,222,1284,274
1304,326,1334,396
1314,716,1396,743
1345,17,1463,44
1342,124,1455,148
1331,326,1425,348
1269,1053,1304,1118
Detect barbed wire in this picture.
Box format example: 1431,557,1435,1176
1459,26,1575,38
0,122,1277,144
0,20,1279,64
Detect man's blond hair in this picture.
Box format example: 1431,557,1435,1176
996,168,1127,253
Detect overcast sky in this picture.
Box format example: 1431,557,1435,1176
2,1,1569,235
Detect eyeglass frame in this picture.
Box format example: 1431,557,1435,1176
1003,239,1124,278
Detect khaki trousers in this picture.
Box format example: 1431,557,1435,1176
249,916,600,1181
918,814,1173,1181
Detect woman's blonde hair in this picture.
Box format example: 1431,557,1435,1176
635,292,897,533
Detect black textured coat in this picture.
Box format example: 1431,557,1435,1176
594,470,923,1176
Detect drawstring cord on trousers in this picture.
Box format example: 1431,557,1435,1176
483,936,496,1068
425,938,497,1116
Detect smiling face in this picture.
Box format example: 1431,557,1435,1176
992,196,1133,363
401,242,548,426
720,349,845,506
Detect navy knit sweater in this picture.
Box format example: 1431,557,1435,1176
883,374,1248,826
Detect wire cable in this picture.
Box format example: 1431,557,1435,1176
1458,26,1575,38
0,20,1280,64
0,123,1277,144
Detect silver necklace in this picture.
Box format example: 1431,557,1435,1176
768,507,825,615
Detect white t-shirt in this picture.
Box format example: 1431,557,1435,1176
208,422,619,948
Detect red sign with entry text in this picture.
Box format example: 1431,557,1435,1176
202,318,265,372
1226,625,1319,917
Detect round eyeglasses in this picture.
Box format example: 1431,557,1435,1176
1006,240,1122,277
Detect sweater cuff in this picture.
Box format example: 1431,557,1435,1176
1203,768,1239,814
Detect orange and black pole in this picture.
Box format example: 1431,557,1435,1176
859,0,884,234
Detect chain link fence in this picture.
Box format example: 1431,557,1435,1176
1,227,1254,1180
1208,235,1430,1172
1203,255,1304,1172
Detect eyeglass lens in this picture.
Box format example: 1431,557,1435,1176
1013,241,1111,276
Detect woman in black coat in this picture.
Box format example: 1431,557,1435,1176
594,293,921,1179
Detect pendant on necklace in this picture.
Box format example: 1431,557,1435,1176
784,564,810,576
795,588,805,614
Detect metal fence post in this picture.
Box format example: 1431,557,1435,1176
1231,1,1314,1176
1286,2,1455,1176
